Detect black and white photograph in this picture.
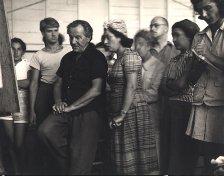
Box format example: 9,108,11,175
0,0,224,175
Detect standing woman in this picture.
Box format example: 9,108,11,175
186,0,224,174
161,19,200,175
104,19,159,175
134,30,165,171
0,37,30,174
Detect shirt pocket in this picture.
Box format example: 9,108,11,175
214,76,224,87
193,82,205,102
75,65,90,81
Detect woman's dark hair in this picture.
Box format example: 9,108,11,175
11,37,26,52
108,27,133,48
191,0,224,17
172,19,200,44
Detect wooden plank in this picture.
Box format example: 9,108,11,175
109,0,140,38
0,0,19,113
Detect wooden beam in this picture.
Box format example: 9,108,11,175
0,0,19,113
7,0,46,14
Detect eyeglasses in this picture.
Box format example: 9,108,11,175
150,23,167,28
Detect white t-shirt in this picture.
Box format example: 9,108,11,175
30,46,71,84
15,57,31,80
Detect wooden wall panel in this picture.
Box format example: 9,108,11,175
46,0,78,44
78,0,108,43
3,0,201,48
7,0,46,50
109,0,140,38
140,0,167,29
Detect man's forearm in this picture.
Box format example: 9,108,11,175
70,97,95,110
69,88,101,110
54,84,62,103
29,82,38,112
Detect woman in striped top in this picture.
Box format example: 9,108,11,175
161,19,200,175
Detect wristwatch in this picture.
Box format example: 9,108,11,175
121,109,127,116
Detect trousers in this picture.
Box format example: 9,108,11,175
35,81,54,126
38,110,103,174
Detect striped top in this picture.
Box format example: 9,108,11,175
164,50,194,102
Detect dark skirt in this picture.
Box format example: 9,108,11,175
168,100,198,175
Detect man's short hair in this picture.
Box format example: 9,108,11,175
11,37,26,52
67,20,93,41
191,0,224,17
152,16,169,28
40,17,59,32
160,17,169,27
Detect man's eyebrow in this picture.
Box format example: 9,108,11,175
75,35,82,38
46,28,58,31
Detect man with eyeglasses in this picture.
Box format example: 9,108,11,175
149,16,179,174
150,16,179,66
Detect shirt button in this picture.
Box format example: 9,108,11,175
68,86,70,89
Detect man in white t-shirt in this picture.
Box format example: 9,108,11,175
29,17,70,126
28,17,70,174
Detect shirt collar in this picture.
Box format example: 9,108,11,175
152,41,173,54
73,43,95,55
198,18,224,35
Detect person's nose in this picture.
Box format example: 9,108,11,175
71,37,77,45
172,36,177,43
150,25,155,31
104,38,109,45
52,31,57,37
202,9,208,18
14,50,18,56
135,44,141,51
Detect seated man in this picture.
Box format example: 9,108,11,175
38,20,108,175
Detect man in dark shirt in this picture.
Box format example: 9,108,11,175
38,20,108,174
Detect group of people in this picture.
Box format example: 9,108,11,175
0,0,224,175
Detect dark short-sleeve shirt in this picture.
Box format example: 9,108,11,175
57,43,108,113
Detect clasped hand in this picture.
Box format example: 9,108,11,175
194,40,211,59
109,115,125,129
52,102,74,113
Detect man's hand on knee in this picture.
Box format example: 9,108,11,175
53,102,68,114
